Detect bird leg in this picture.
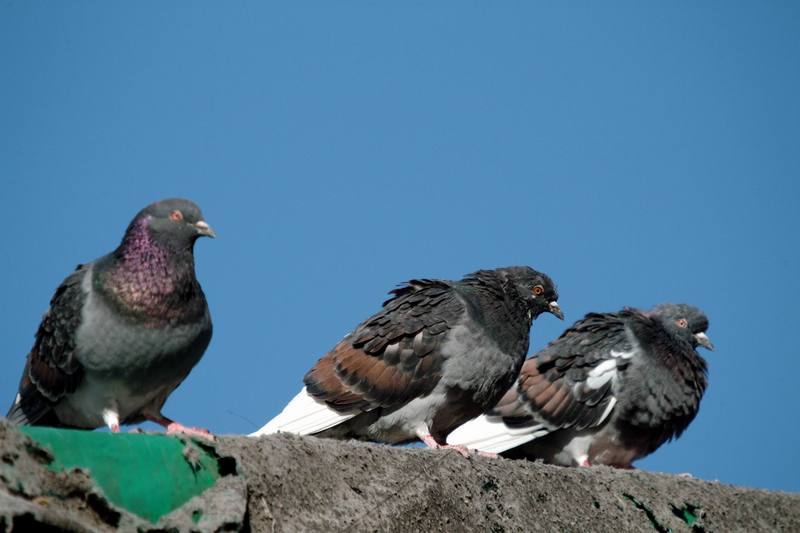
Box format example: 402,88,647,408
102,408,120,433
144,413,215,441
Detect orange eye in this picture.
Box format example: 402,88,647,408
532,285,544,296
676,318,688,328
170,210,183,221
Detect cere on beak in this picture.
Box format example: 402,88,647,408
194,220,216,238
548,301,564,320
694,332,714,351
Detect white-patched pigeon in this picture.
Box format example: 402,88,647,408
251,266,563,455
7,198,215,439
447,303,713,467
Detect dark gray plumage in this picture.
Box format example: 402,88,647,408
7,198,215,438
251,266,563,454
447,303,712,467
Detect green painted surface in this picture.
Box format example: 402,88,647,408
21,426,218,523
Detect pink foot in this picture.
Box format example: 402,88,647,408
110,424,120,433
166,422,215,441
578,458,592,467
419,434,471,458
144,414,215,441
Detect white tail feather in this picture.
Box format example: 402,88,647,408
447,415,550,454
249,387,358,437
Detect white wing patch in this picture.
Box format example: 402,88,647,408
249,387,358,437
609,349,635,359
447,415,549,454
597,396,617,425
586,349,634,391
582,350,630,424
585,359,618,390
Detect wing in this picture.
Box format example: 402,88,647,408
304,279,464,411
7,265,89,425
448,311,633,452
252,279,465,437
509,312,631,430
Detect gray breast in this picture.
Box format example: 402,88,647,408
75,265,210,383
439,323,522,406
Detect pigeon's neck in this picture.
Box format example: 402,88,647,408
100,218,203,324
628,315,708,391
458,274,532,356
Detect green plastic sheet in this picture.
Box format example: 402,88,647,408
21,427,219,523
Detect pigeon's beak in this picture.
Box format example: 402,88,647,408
694,332,714,351
194,220,216,238
547,301,564,320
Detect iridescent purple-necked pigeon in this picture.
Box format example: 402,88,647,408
251,266,563,456
447,303,713,467
7,198,215,439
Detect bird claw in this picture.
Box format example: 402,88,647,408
143,413,216,441
420,434,493,458
165,422,215,441
441,443,471,458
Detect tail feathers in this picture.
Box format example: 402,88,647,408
6,394,30,424
446,415,550,454
6,391,56,426
249,387,358,437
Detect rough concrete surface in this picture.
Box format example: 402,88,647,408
1,419,798,532
225,434,800,533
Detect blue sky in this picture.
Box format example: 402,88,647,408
1,3,798,491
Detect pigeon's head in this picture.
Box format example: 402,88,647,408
135,198,216,249
498,266,563,320
651,303,714,351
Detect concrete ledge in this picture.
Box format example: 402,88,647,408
1,419,798,532
224,434,800,532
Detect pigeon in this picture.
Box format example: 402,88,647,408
7,198,215,439
446,303,713,467
251,266,563,455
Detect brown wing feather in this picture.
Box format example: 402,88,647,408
303,279,462,412
487,312,632,431
304,348,367,410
